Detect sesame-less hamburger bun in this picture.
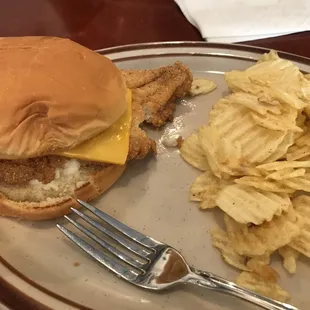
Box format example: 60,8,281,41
0,36,130,220
0,36,127,159
0,164,127,221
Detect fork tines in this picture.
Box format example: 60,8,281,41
57,200,160,281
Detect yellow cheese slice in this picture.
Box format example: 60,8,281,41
57,89,132,165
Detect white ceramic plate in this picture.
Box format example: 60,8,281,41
1,42,310,310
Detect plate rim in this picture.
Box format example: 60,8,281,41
1,40,310,310
96,41,310,64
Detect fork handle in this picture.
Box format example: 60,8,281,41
186,269,298,310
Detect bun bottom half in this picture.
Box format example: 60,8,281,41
0,164,126,221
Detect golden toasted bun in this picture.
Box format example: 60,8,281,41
0,164,126,220
0,36,127,159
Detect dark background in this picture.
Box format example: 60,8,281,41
0,0,309,57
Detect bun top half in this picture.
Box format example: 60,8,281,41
0,36,127,159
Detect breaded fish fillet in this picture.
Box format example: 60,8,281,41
123,61,193,127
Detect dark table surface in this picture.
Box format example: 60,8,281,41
0,0,309,58
0,0,310,310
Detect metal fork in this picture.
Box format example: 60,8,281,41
57,200,298,310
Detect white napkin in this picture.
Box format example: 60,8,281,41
175,0,310,43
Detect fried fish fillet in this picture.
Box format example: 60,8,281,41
127,99,156,161
123,61,193,127
122,67,166,89
124,62,192,161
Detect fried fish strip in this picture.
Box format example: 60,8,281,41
123,62,193,127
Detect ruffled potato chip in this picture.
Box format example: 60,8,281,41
279,246,299,274
295,131,310,147
189,170,230,209
294,112,307,140
251,106,301,133
224,208,303,256
257,160,310,171
258,50,280,63
236,272,290,302
211,229,274,274
246,259,279,282
266,168,306,181
225,54,310,110
208,98,287,163
216,184,291,225
227,92,281,115
247,254,271,266
280,174,310,192
197,126,223,178
286,145,310,161
180,133,209,171
263,131,294,163
211,229,249,271
198,125,261,178
234,176,294,193
289,195,310,258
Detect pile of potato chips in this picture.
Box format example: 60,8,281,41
181,50,310,302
